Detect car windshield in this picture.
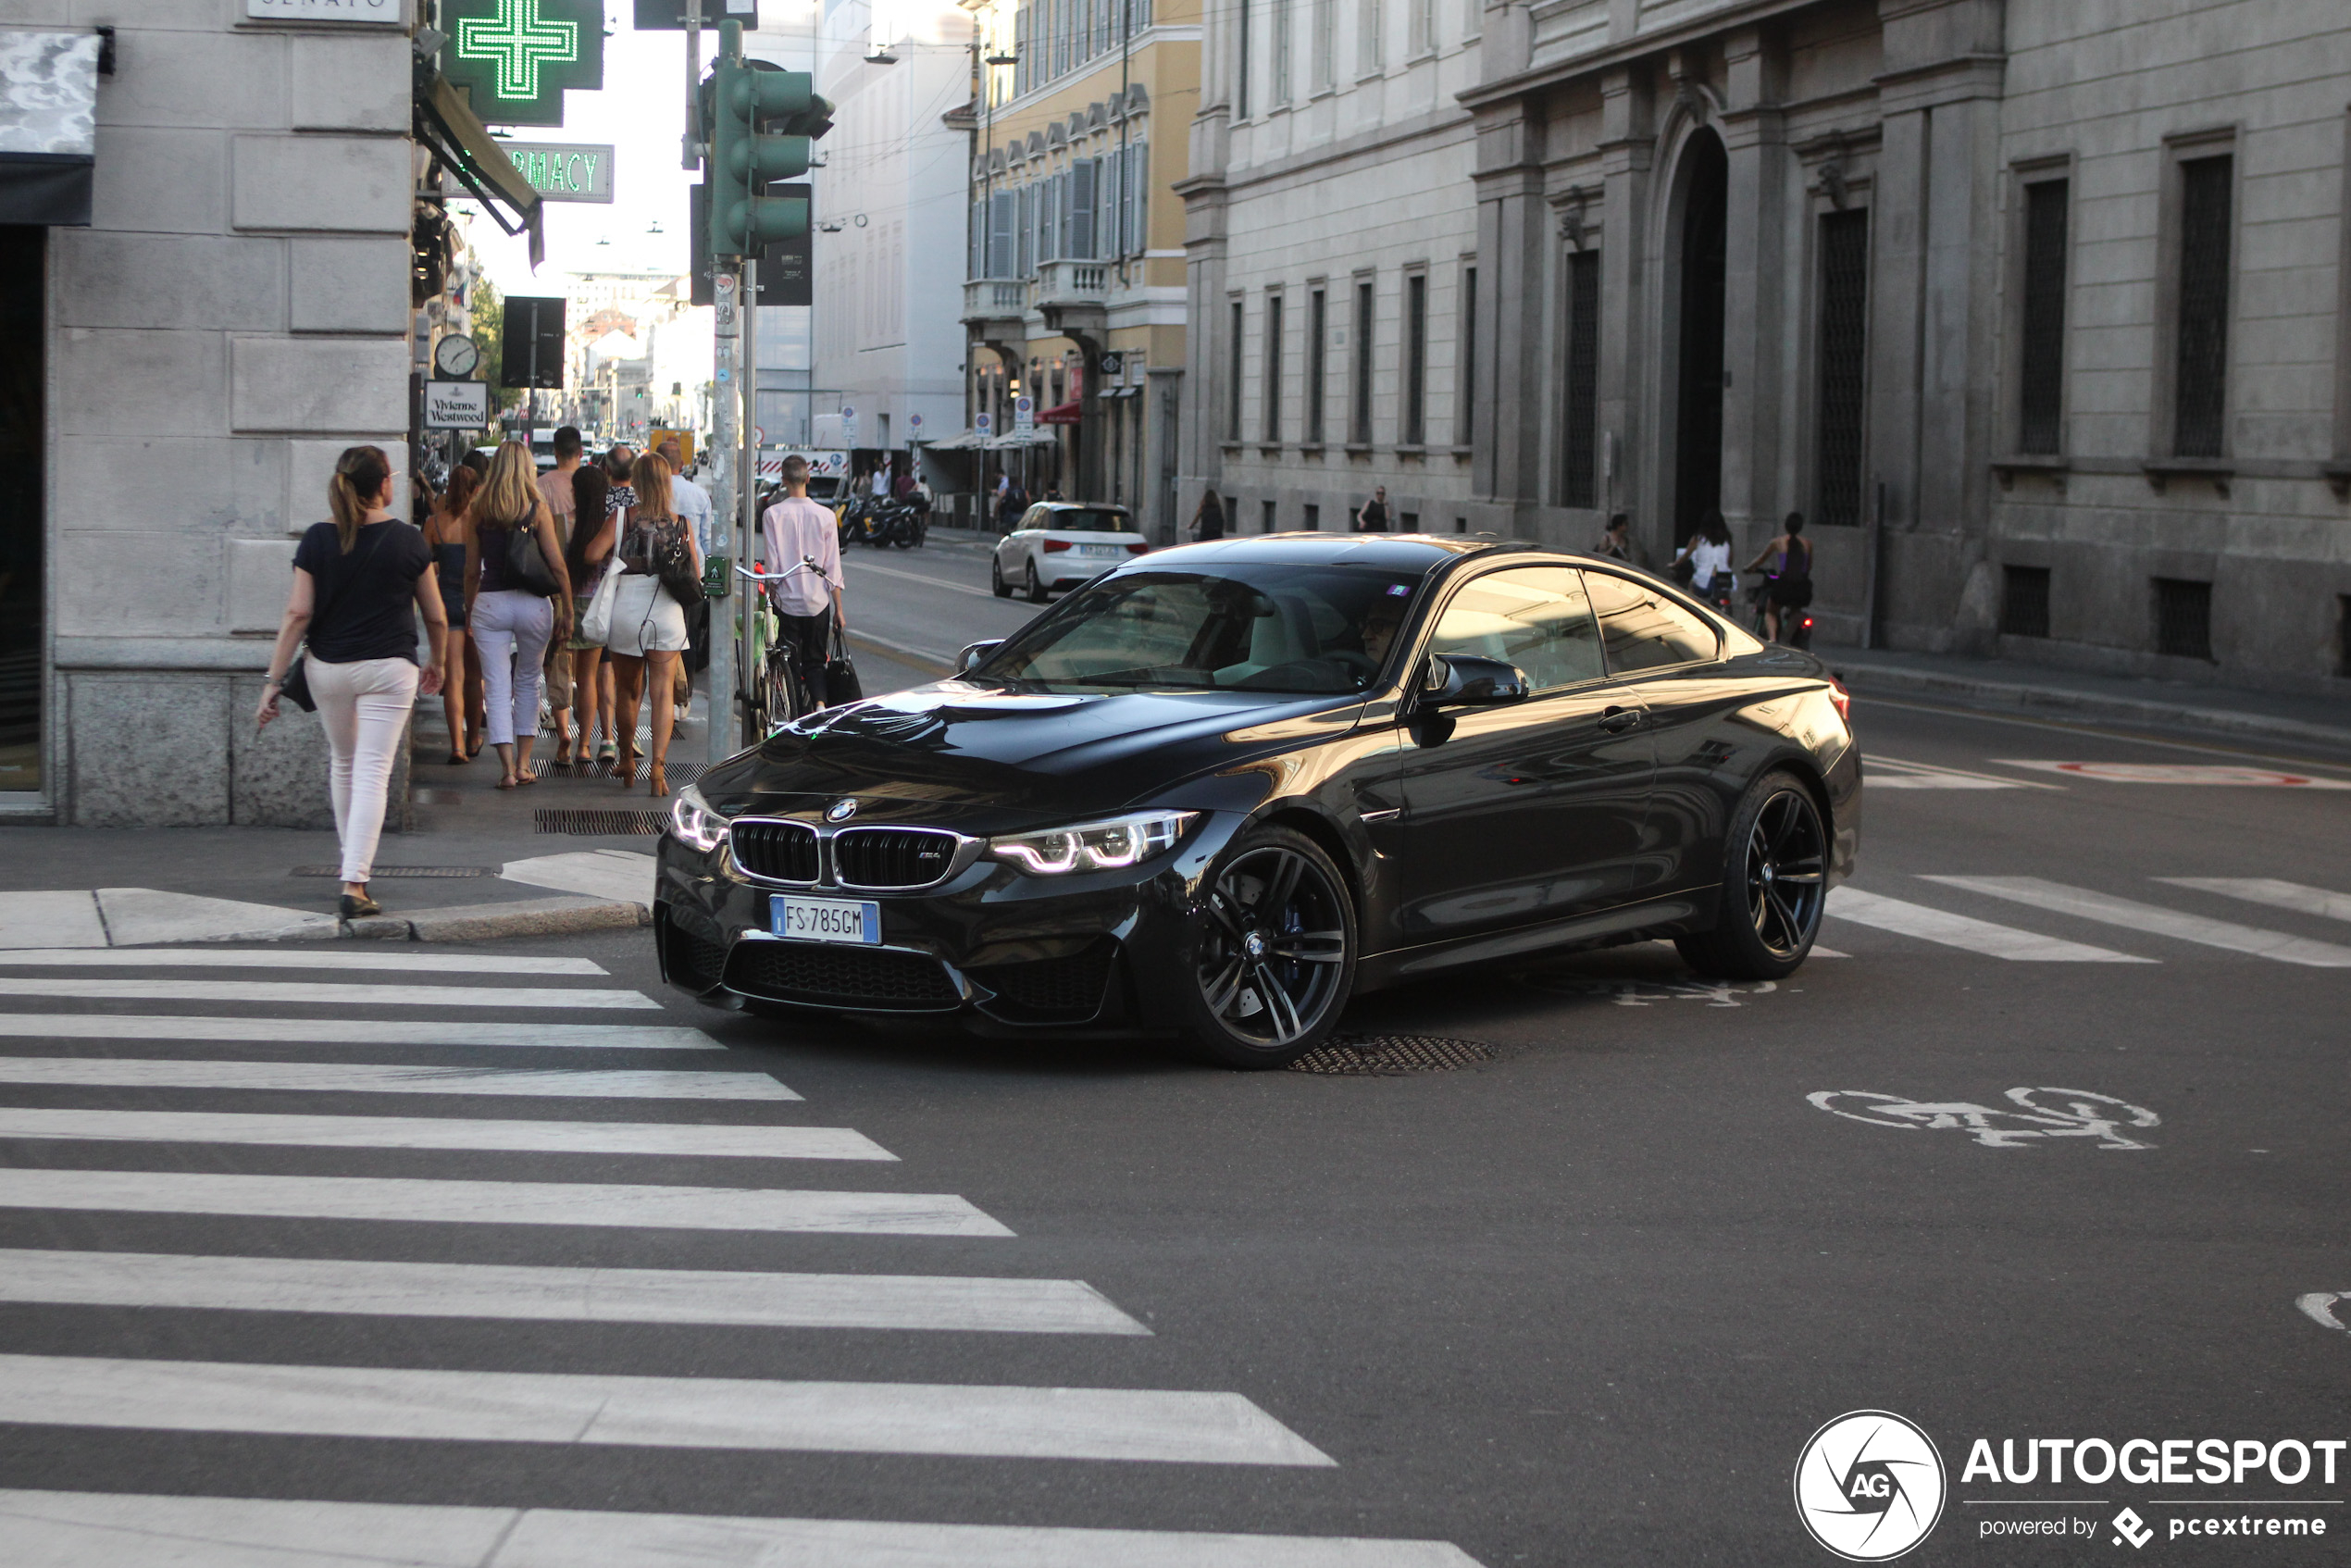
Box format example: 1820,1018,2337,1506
976,565,1424,693
1040,509,1133,533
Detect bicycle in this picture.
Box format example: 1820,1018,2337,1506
1743,570,1815,650
733,557,832,738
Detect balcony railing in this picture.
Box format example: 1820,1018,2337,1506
962,279,1028,321
1031,260,1109,309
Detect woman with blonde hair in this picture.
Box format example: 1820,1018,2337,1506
463,442,572,789
421,463,485,764
255,446,446,920
603,451,700,796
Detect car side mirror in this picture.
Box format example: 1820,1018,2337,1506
1423,653,1529,707
955,640,1003,675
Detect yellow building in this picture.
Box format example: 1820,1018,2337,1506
953,0,1196,535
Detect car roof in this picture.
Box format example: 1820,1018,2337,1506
1143,531,1546,572
1030,501,1129,514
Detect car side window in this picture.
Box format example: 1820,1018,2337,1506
1427,567,1605,692
1582,571,1720,673
1018,506,1044,531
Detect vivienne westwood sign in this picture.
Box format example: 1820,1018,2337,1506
245,0,404,23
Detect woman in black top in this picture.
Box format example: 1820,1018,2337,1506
256,445,447,920
1191,488,1226,541
420,464,484,764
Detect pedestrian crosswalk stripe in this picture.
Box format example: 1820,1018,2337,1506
0,1014,722,1050
0,1108,890,1162
0,978,660,1009
0,1491,1486,1566
0,1355,1337,1466
1922,877,2351,967
0,1058,798,1101
1824,887,2152,963
0,1168,1014,1236
2155,877,2351,926
0,948,608,976
1863,755,2058,790
0,1251,1149,1336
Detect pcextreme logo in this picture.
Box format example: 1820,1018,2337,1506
1794,1410,1949,1561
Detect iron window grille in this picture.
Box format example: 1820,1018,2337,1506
2173,156,2233,459
1263,292,1284,442
1814,208,1870,527
1403,273,1427,446
2000,566,2051,640
1457,264,1476,449
2339,596,2351,678
1226,299,1244,442
1561,250,1599,507
2154,577,2214,661
2018,180,2069,454
1351,280,1375,445
1306,288,1327,443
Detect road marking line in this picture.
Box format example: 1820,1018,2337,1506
1991,761,2351,788
1922,877,2351,967
0,1169,1013,1236
0,979,660,1009
0,1109,889,1161
2156,877,2351,926
0,1355,1335,1466
0,1251,1147,1336
0,1491,1487,1566
0,949,607,975
841,558,1002,599
0,1058,797,1100
2297,1292,2348,1332
0,1015,721,1050
1863,755,2061,790
1824,888,2152,963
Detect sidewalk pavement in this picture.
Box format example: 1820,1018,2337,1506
1818,643,2351,757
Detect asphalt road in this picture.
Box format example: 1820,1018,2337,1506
1,542,2346,1564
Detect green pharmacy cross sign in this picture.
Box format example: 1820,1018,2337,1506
442,0,603,129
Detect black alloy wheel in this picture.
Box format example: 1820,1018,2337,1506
990,556,1012,597
1026,562,1049,603
1183,826,1355,1068
1675,769,1827,980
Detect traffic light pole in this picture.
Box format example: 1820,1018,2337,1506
737,259,759,754
708,268,740,765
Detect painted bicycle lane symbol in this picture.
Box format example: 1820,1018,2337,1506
1523,975,1782,1008
1809,1087,2161,1150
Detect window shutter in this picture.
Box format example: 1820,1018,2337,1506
1100,152,1122,259
989,192,1014,277
1127,142,1148,255
969,201,984,280
1067,158,1097,259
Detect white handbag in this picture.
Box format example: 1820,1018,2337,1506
578,567,620,646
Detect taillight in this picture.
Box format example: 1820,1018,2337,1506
1042,539,1073,553
1126,541,1150,554
1825,678,1851,726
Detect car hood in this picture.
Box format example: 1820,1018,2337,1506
700,681,1362,831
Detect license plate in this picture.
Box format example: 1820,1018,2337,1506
770,895,882,945
1079,544,1122,557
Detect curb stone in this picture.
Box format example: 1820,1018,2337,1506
342,896,651,943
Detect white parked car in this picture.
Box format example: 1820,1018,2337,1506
990,503,1151,602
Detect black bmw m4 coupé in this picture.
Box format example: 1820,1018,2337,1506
655,534,1860,1067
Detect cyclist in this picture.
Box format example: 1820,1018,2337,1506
1743,510,1813,641
759,454,847,708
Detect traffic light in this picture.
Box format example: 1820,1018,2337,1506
706,20,832,259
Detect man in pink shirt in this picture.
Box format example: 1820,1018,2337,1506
760,454,848,706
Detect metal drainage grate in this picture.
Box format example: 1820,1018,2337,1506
531,758,705,783
1287,1034,1496,1076
534,808,669,836
291,865,491,878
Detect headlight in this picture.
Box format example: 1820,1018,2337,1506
989,811,1198,876
670,784,730,853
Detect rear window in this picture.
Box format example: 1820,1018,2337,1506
1040,509,1133,533
1583,572,1720,672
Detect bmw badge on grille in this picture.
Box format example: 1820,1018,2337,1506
827,799,858,823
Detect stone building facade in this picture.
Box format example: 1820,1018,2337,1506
1182,0,2351,694
6,3,418,826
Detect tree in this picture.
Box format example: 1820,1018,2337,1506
469,280,523,437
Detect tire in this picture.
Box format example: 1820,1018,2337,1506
1026,562,1049,603
1673,769,1828,981
1177,825,1357,1069
990,557,1012,597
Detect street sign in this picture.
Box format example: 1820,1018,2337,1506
840,404,858,445
498,296,566,390
908,413,923,433
975,411,992,436
424,380,491,429
634,0,757,28
246,0,400,21
495,141,613,203
1097,351,1123,377
752,426,765,446
440,0,603,130
1013,394,1034,434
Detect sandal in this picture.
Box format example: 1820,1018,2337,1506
514,772,539,787
445,753,468,765
495,776,518,790
647,762,667,798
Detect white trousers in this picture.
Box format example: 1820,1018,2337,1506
472,589,554,747
308,655,418,886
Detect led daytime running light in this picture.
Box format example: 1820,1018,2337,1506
670,785,731,852
989,811,1198,876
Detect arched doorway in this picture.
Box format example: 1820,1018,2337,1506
1673,129,1729,541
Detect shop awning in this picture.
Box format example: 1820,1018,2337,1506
415,67,545,268
1039,400,1083,426
922,431,989,451
0,31,101,226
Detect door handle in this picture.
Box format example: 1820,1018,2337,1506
1598,706,1642,734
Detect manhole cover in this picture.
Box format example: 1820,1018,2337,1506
534,809,669,835
290,865,491,878
1287,1034,1496,1075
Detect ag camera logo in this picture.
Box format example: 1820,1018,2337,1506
1795,1411,1947,1561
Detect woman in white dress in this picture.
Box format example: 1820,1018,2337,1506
602,451,701,797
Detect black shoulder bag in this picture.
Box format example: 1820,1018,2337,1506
504,516,563,597
279,525,386,713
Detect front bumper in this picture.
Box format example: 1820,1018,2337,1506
653,818,1226,1029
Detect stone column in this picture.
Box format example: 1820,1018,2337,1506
1471,101,1548,532
1717,27,1788,545
1596,67,1656,555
